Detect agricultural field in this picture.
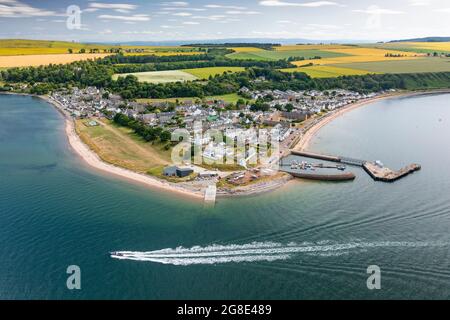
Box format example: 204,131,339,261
113,67,245,83
75,118,171,174
281,65,375,78
367,42,450,55
227,49,348,61
183,67,245,79
0,53,111,68
113,70,198,83
337,58,450,74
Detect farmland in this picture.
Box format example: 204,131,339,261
337,58,450,74
183,67,245,79
227,49,348,61
113,67,246,83
113,70,198,83
0,53,111,68
281,65,375,78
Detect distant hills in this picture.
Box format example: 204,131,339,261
390,37,450,43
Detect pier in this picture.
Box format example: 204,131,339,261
289,151,421,183
204,185,217,204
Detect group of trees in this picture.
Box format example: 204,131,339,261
113,113,171,143
3,51,450,99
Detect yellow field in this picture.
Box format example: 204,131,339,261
281,65,375,77
292,47,421,67
227,47,265,52
275,44,351,51
0,53,111,68
406,42,450,51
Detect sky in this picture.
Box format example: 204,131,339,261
0,0,449,42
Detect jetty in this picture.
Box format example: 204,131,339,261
204,185,217,204
290,151,421,183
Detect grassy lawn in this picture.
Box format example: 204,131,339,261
137,93,249,105
336,58,450,74
227,49,348,61
112,70,198,83
183,67,245,79
75,118,171,174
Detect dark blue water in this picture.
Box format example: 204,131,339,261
0,94,449,300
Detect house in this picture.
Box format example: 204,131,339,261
163,166,194,178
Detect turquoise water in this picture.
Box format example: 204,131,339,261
0,94,449,300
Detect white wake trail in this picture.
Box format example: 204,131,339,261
110,241,447,266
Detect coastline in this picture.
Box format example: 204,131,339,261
39,95,206,201
2,88,449,200
292,89,450,152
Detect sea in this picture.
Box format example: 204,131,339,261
0,93,449,299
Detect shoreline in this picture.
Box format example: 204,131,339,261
39,94,206,201
293,89,450,152
2,88,449,201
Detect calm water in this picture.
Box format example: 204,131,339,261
0,94,449,300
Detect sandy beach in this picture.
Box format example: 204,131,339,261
293,89,450,152
40,95,205,200
4,89,448,200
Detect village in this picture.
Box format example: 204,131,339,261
50,86,379,141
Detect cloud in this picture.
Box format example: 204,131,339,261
0,0,58,17
98,14,150,21
434,8,450,13
259,1,342,7
89,2,137,11
172,12,192,16
409,0,431,6
204,4,247,10
183,21,200,25
353,7,405,15
226,10,260,15
161,1,189,6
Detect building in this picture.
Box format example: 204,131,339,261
163,166,194,178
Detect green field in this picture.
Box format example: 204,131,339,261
337,58,450,74
183,67,245,79
227,49,348,61
137,93,249,105
281,65,374,78
113,70,198,83
114,67,246,83
76,119,171,173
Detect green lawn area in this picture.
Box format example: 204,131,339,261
137,93,249,105
113,70,198,83
183,66,245,79
76,119,171,173
113,67,246,83
227,49,348,61
337,58,450,74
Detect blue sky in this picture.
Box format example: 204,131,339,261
0,0,449,42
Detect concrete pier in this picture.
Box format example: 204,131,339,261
289,151,421,183
204,185,217,203
363,162,421,182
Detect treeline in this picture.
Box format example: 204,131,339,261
112,59,295,74
113,113,171,143
1,60,114,88
100,53,214,65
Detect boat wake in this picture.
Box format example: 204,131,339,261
110,240,447,266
